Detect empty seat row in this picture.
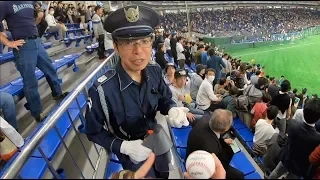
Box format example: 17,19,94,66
0,42,53,64
0,53,83,96
63,34,94,47
0,91,88,179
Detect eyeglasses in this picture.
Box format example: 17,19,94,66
117,39,152,50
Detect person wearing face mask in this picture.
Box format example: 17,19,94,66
45,6,65,41
196,68,224,112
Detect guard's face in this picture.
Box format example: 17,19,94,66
114,37,152,72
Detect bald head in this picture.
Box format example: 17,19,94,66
209,109,233,133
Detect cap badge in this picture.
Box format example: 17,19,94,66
124,6,139,22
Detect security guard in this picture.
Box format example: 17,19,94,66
85,5,188,178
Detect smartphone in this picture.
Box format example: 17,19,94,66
295,97,300,104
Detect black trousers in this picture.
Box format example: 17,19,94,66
226,165,245,179
205,102,226,112
97,34,105,59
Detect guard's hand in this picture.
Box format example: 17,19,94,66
120,140,152,164
8,40,25,50
184,153,226,179
167,107,190,128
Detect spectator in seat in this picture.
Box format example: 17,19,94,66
196,68,224,112
250,70,261,86
164,33,171,57
246,65,254,81
34,3,48,38
67,7,74,23
221,85,239,117
252,105,278,156
0,92,18,131
270,80,292,134
45,6,65,41
251,92,272,129
206,48,226,84
163,63,176,86
297,88,308,109
243,77,267,110
54,2,66,23
214,77,231,96
221,53,231,79
0,1,68,122
309,145,320,179
187,109,245,179
169,69,204,123
189,64,205,101
155,43,166,70
267,78,280,98
268,98,320,179
195,44,205,65
176,36,186,69
170,32,178,65
92,6,106,61
263,133,288,177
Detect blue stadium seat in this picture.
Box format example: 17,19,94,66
109,153,120,163
171,127,192,148
19,155,48,179
105,162,123,179
245,141,254,154
0,83,23,96
177,147,187,162
42,42,53,49
233,118,247,130
65,93,87,110
245,171,262,179
230,152,255,176
0,51,14,64
237,128,254,142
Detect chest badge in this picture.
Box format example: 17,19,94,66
124,6,139,23
97,75,108,83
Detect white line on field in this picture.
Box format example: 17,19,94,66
232,41,320,57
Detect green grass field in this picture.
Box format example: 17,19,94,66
228,34,320,96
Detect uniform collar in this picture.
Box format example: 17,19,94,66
116,61,150,91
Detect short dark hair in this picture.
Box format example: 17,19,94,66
197,45,205,50
255,70,261,76
177,36,183,42
205,45,210,51
219,78,226,85
94,5,102,12
262,92,272,103
257,77,267,87
208,48,215,56
280,80,291,92
223,53,229,58
49,6,54,10
303,98,320,124
157,43,164,52
205,68,216,75
229,86,239,96
267,105,279,120
281,75,284,78
293,88,298,94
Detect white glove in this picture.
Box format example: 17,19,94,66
120,139,152,164
167,107,190,128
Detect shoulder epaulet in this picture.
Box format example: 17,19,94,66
92,69,116,89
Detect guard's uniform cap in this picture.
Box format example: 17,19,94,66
104,5,160,40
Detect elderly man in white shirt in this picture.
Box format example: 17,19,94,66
196,68,224,112
45,6,65,41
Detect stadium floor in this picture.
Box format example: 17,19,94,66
229,34,320,95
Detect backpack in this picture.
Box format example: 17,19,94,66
236,85,254,112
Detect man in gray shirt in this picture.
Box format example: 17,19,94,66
250,70,261,86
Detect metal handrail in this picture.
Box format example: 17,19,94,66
1,52,116,179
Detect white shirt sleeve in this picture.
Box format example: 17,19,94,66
45,14,57,27
204,83,218,102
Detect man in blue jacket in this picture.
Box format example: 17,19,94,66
206,48,226,83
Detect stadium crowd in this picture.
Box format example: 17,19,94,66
159,8,320,37
0,1,319,179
